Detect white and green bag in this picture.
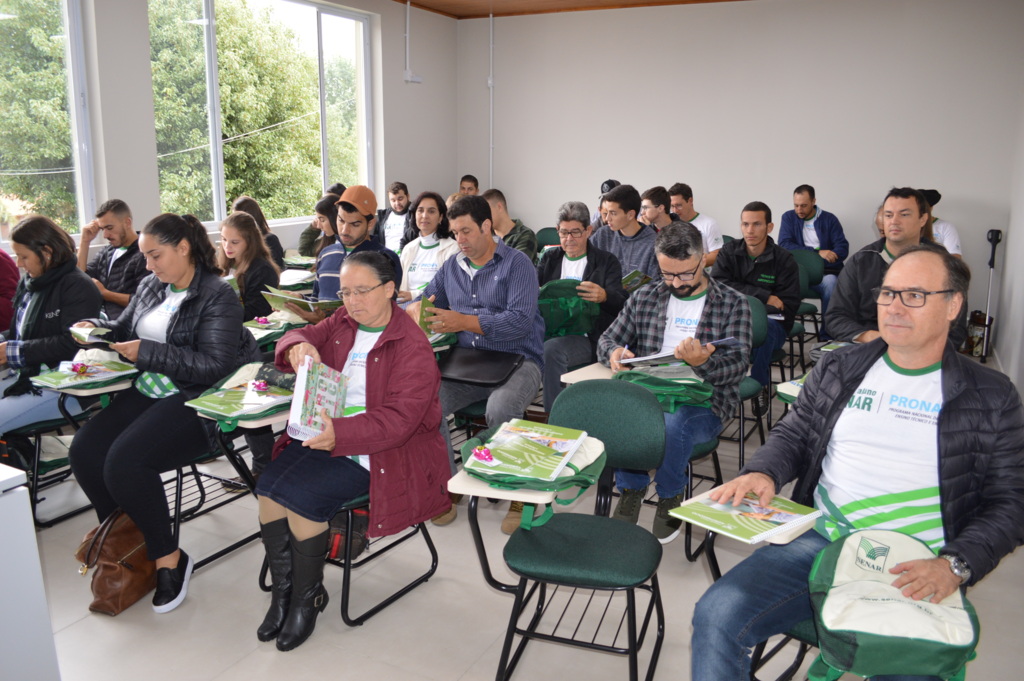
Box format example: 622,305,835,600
807,529,979,681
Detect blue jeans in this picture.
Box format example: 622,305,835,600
750,319,787,387
616,404,721,499
542,335,593,412
0,371,84,434
813,274,838,341
691,530,940,681
438,359,542,475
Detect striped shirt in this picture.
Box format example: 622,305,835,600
423,240,545,368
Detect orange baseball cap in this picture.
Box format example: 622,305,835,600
336,185,378,216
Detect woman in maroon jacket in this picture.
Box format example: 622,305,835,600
0,249,18,330
255,250,449,651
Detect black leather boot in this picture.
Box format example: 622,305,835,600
276,530,329,651
257,519,292,642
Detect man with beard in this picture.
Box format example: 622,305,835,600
597,222,751,543
76,199,148,320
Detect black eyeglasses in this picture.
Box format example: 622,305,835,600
338,282,385,300
873,287,954,308
660,260,704,283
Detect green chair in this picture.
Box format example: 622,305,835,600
496,379,665,681
789,249,826,339
535,227,560,263
719,296,771,467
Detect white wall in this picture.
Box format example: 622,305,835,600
455,0,1024,322
997,105,1024,387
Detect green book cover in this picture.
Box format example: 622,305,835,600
622,270,653,292
262,286,344,314
417,295,436,333
31,360,137,390
69,326,113,345
669,491,821,544
283,254,316,268
464,418,588,482
287,357,348,441
821,342,853,352
185,384,292,418
776,372,808,399
223,274,239,294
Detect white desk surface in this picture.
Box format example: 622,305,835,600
560,362,613,384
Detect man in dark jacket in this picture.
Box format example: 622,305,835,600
690,244,1024,681
826,187,968,347
77,199,148,319
537,200,626,411
711,201,800,391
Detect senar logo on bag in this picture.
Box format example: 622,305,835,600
855,536,891,573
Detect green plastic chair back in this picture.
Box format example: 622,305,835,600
722,234,735,243
789,249,825,288
536,227,560,248
745,295,768,349
548,379,665,472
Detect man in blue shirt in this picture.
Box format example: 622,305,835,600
778,184,849,340
408,195,544,531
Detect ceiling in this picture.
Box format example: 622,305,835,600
393,0,746,20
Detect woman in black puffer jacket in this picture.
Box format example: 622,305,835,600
0,216,102,433
69,213,260,615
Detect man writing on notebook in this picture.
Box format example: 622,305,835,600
690,243,1024,681
597,222,750,543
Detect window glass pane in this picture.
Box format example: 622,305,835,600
0,0,82,233
149,0,215,221
217,0,321,220
321,12,364,189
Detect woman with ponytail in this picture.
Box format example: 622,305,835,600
69,213,260,614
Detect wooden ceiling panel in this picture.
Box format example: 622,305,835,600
395,0,746,20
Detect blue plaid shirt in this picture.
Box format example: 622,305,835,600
423,240,545,368
4,289,31,368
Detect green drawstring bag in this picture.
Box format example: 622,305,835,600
807,529,979,681
538,279,600,340
611,370,712,413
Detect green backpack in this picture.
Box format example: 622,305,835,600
610,370,712,413
538,279,600,340
807,529,980,681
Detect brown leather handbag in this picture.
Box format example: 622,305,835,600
73,509,156,615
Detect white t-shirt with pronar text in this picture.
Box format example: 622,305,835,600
340,324,384,470
659,289,707,356
382,211,407,253
135,285,189,343
814,354,944,550
802,207,821,249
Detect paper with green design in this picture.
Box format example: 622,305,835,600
30,360,137,390
463,419,588,482
261,286,344,315
670,489,822,544
287,355,348,441
185,384,292,418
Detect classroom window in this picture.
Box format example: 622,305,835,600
149,0,371,223
0,0,93,235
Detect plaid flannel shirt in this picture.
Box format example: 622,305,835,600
3,289,32,368
597,277,752,421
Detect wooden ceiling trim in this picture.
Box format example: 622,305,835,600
392,0,746,20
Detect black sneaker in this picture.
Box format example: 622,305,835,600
652,495,684,544
152,550,194,614
751,391,769,417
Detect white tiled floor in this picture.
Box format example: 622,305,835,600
32,402,1024,681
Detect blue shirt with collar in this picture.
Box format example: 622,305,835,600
423,240,545,368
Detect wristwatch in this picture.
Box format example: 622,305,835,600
941,553,972,584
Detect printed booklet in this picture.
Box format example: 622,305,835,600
185,382,293,419
776,373,808,400
278,269,315,290
261,286,344,315
622,270,653,293
69,326,113,345
670,489,822,544
31,360,137,390
287,355,349,441
464,419,588,482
